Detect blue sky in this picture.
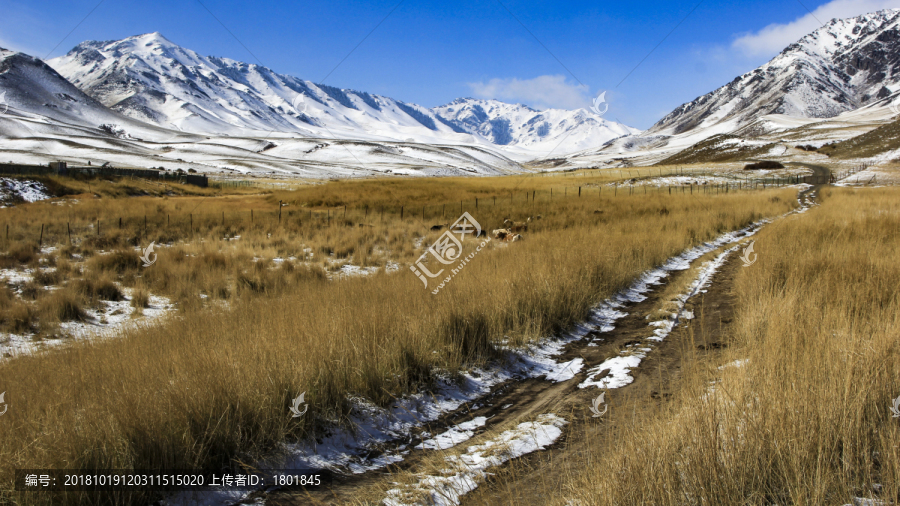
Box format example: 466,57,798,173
1,0,896,128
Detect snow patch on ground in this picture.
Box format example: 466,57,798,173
415,417,489,450
0,178,51,206
0,288,174,358
384,414,567,506
580,222,767,390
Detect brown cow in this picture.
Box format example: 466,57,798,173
503,219,528,233
492,229,524,242
492,228,511,240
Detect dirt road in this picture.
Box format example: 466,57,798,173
261,177,827,506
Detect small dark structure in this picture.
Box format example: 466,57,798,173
744,160,785,170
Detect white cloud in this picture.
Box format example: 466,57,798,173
467,75,592,110
733,0,900,56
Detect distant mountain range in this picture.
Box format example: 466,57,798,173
45,32,635,152
3,9,900,175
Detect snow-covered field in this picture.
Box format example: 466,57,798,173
0,263,175,358
835,165,900,186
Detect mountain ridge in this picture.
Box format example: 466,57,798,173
647,8,900,137
48,32,637,152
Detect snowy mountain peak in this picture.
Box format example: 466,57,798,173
434,97,638,151
649,8,900,136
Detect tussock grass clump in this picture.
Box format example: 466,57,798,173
87,249,140,274
32,269,61,286
37,289,86,323
0,243,38,268
0,287,34,334
72,277,124,302
130,288,150,312
19,281,44,300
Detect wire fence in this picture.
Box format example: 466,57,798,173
2,174,825,249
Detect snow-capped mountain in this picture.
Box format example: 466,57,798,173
48,32,469,143
434,98,639,155
648,9,900,137
47,33,638,154
0,46,177,141
0,44,523,177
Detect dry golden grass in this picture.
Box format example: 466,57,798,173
1,170,800,315
549,186,900,505
0,173,797,505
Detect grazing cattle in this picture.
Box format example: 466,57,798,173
503,219,528,233
492,229,523,242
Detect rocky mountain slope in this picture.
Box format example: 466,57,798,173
648,9,900,137
0,47,176,141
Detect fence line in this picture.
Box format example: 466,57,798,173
2,176,832,248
